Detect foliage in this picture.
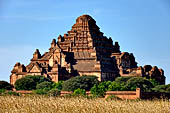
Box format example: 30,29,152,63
0,89,6,94
36,81,53,90
108,82,127,91
90,84,105,97
15,77,36,90
125,77,153,91
152,84,170,93
51,81,63,91
25,75,52,86
90,81,112,97
34,89,48,95
0,81,13,90
73,88,86,96
62,75,99,91
114,77,132,83
47,89,61,97
14,75,52,90
6,91,20,96
148,79,160,87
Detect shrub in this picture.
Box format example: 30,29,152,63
0,81,13,90
47,89,61,96
25,75,52,86
148,79,160,87
14,75,52,90
114,77,132,83
7,91,20,96
36,81,53,90
51,81,63,90
90,84,106,97
152,84,170,93
34,89,47,95
15,77,36,90
108,82,127,91
166,86,170,93
90,81,113,97
0,89,6,94
62,75,99,91
73,88,86,96
125,77,153,91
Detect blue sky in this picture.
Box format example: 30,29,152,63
0,0,170,84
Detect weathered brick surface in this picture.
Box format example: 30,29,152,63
10,15,165,85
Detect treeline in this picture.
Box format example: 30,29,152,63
0,75,170,97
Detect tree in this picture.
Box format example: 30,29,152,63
14,77,36,90
152,84,170,93
108,81,127,91
14,75,52,90
62,75,99,91
114,77,132,83
73,88,86,96
90,81,112,97
36,81,53,90
0,81,13,90
90,84,106,97
51,81,63,91
125,77,153,91
148,79,160,87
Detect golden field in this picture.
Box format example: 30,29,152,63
0,95,170,113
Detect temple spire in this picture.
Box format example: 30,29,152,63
51,39,56,48
33,49,41,59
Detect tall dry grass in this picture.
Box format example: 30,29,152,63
0,95,170,113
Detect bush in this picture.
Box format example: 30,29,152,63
125,77,153,91
47,89,61,97
15,77,36,90
14,75,52,90
51,81,63,91
34,89,47,95
73,88,86,96
152,84,170,93
62,75,99,91
0,89,6,94
148,79,160,87
36,81,53,90
25,75,52,86
114,77,132,83
90,84,106,97
0,81,13,90
7,91,20,96
108,82,127,91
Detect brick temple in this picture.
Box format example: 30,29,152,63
10,15,166,85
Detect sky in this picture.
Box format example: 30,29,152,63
0,0,170,84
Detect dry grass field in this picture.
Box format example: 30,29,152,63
0,95,170,113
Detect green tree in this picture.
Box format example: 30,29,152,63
148,79,160,87
108,81,127,91
14,75,52,90
36,81,53,90
62,75,99,91
0,81,13,90
15,77,36,90
73,88,86,96
125,77,153,91
90,84,106,97
114,77,132,83
51,81,63,91
152,84,170,93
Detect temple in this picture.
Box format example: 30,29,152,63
10,15,166,85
